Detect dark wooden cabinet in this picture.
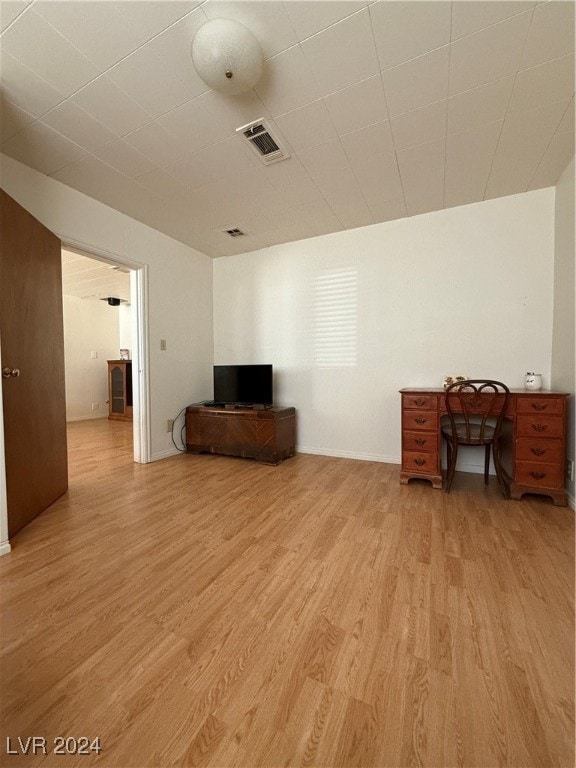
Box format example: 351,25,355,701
185,405,296,464
107,360,132,421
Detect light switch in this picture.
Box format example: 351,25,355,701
90,351,97,359
160,339,167,351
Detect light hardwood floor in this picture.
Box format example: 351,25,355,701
0,418,574,767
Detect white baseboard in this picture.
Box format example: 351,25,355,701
567,491,575,510
150,447,181,462
0,540,12,556
66,414,108,422
297,446,401,464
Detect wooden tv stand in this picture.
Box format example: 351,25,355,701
185,404,296,465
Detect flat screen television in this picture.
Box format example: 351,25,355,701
213,364,273,406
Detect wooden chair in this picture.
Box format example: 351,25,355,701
442,379,510,495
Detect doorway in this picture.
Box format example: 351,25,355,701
60,242,150,465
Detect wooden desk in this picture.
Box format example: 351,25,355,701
400,388,569,505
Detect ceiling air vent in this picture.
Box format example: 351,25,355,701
223,227,246,238
236,118,289,165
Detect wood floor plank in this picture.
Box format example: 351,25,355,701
0,418,573,767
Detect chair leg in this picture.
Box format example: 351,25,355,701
493,439,509,499
484,444,491,485
445,441,458,492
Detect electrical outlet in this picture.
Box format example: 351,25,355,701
167,419,174,433
567,459,575,482
91,403,99,411
160,339,167,351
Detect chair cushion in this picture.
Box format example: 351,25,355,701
442,422,496,445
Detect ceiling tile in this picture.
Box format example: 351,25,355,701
134,167,191,197
167,136,256,189
486,98,571,197
283,1,367,40
292,198,344,237
71,76,153,137
254,43,322,117
447,76,514,134
158,98,229,154
2,120,86,175
297,138,349,177
275,100,337,152
528,129,575,189
0,0,31,32
353,151,404,203
1,9,100,95
94,139,157,178
0,50,66,118
122,122,184,167
202,0,299,59
328,199,373,229
368,197,407,224
509,53,575,114
449,12,532,95
300,9,379,95
520,0,575,69
323,75,388,135
106,7,209,119
52,155,161,222
34,1,199,71
265,177,324,209
312,164,363,200
370,0,451,70
391,100,447,151
0,96,35,143
41,101,117,152
256,155,311,189
397,138,445,215
340,120,394,166
451,2,534,40
445,119,503,207
382,46,450,117
556,97,575,136
196,90,272,135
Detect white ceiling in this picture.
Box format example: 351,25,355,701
1,1,574,258
61,248,131,301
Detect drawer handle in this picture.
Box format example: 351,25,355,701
529,471,546,479
530,447,546,456
414,417,427,425
531,423,548,432
414,398,426,407
414,458,426,467
415,438,427,446
530,402,547,411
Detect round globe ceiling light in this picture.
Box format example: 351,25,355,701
191,19,264,96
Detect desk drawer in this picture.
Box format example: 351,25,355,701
517,414,564,439
403,411,438,431
403,431,437,452
402,394,437,410
515,437,563,464
517,397,564,415
515,461,563,489
402,450,438,475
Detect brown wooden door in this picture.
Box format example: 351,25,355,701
0,190,68,538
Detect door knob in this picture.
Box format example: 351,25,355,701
2,367,20,378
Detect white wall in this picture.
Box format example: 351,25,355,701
214,189,556,468
1,154,213,463
63,295,120,421
118,303,132,353
551,156,575,504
